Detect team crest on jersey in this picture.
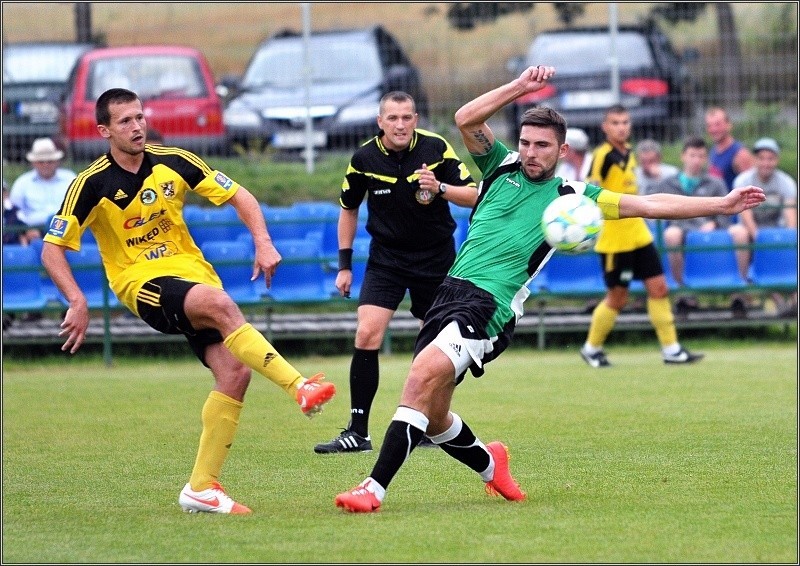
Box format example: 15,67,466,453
415,187,435,205
215,173,233,190
47,216,68,238
140,188,157,205
159,181,175,199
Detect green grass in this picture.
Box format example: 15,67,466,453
3,344,797,563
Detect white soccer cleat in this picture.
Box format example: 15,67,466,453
178,482,252,514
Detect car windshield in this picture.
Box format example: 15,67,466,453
87,54,208,100
242,37,382,89
528,31,654,74
3,44,90,83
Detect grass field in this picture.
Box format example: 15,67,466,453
2,343,796,563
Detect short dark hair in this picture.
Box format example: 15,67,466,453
96,88,140,126
682,135,707,152
604,104,628,118
519,106,567,145
379,91,415,114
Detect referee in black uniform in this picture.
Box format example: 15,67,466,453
314,91,478,454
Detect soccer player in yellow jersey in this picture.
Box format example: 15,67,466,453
580,104,703,367
41,88,336,514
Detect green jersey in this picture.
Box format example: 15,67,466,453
449,140,603,334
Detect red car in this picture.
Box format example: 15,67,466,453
58,44,226,160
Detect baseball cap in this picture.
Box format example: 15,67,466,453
565,128,589,152
752,137,780,155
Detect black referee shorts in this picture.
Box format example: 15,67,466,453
358,263,445,320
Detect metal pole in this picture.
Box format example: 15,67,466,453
301,3,315,173
608,3,620,104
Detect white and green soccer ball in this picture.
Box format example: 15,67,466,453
541,193,603,254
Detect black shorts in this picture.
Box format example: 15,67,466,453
136,276,223,366
598,242,664,288
358,263,445,320
414,277,516,383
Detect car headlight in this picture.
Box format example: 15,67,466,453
223,106,261,128
337,101,380,124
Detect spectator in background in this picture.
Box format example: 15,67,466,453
648,136,743,290
635,138,679,195
704,107,754,191
9,138,76,241
733,137,797,317
555,127,591,181
3,178,29,245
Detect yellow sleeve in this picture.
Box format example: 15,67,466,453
596,189,622,220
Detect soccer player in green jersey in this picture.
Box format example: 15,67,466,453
333,65,766,513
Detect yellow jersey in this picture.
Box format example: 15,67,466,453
585,141,653,253
43,144,239,315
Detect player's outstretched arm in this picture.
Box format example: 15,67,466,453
619,185,766,220
455,65,556,155
228,187,282,288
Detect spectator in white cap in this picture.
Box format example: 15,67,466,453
9,137,76,241
733,137,797,316
555,127,591,181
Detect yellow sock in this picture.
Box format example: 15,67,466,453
647,297,678,347
586,301,619,348
189,391,243,491
223,323,303,395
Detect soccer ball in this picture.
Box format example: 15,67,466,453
541,193,603,254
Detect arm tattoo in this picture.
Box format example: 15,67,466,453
471,128,493,153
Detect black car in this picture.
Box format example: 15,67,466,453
505,24,698,144
2,41,97,161
222,26,428,152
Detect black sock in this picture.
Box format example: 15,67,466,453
347,348,379,437
371,419,424,489
439,418,490,474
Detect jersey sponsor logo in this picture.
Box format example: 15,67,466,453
505,177,521,188
415,187,435,204
113,189,128,200
214,173,233,189
125,226,160,247
136,242,177,261
374,189,391,195
159,181,175,199
123,209,167,230
140,188,158,205
47,216,68,237
158,219,174,233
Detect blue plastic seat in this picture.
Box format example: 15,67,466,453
748,227,797,288
265,238,329,302
2,244,49,311
542,251,606,296
62,244,120,308
201,240,264,305
683,229,747,290
185,205,241,248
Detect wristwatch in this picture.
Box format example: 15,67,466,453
439,182,447,195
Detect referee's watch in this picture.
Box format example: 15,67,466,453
439,182,447,195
